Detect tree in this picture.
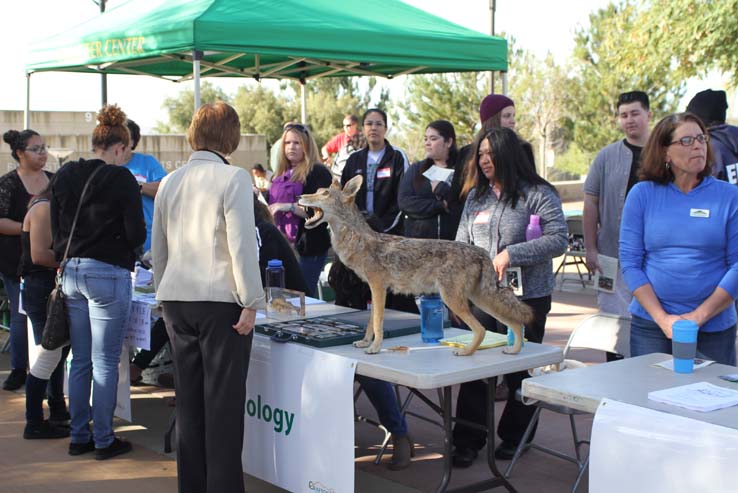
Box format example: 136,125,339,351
233,84,294,146
287,77,387,147
569,1,683,155
508,50,573,178
154,81,231,133
633,0,738,85
400,72,486,151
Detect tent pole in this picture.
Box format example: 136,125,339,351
501,72,508,96
193,50,203,112
24,73,31,129
300,82,307,124
489,0,496,92
99,0,107,105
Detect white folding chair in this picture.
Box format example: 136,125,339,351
505,312,630,492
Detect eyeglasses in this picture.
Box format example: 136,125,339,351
670,134,709,146
363,120,385,128
285,124,309,135
343,123,355,128
25,145,48,154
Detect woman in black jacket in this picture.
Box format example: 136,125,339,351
399,120,464,240
341,108,408,235
51,104,145,459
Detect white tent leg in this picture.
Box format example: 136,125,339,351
502,72,508,95
300,82,307,124
24,73,31,129
193,50,203,112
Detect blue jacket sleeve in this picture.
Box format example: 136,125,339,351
619,183,650,292
718,191,738,298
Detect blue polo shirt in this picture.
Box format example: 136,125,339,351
124,153,167,251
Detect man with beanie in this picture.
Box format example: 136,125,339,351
583,91,651,353
686,89,738,183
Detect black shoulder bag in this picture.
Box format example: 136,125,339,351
42,165,104,350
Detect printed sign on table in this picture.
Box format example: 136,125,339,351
243,338,357,493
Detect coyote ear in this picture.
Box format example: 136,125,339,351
343,175,363,198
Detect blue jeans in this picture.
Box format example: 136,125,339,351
356,375,407,436
1,273,28,370
23,270,69,416
630,315,737,366
62,258,131,448
299,254,326,298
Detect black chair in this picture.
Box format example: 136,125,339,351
555,216,590,289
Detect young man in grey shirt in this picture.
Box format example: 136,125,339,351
583,91,651,340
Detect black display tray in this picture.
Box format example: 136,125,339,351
255,308,421,348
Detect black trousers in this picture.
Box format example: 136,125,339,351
163,301,253,493
453,296,551,450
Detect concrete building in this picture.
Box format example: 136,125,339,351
1,110,268,174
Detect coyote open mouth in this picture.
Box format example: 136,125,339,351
303,206,324,228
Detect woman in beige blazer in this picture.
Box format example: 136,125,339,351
152,102,265,493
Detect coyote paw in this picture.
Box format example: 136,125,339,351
364,343,381,355
453,347,474,356
353,339,371,348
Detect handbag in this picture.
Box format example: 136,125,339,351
41,165,104,350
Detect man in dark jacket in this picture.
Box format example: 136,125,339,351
686,89,738,183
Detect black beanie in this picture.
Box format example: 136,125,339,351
686,89,728,125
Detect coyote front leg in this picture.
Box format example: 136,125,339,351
363,281,387,354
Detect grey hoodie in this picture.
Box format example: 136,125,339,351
456,183,568,300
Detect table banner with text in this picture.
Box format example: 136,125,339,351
243,337,357,493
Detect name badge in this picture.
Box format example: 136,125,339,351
133,174,148,184
376,167,391,179
690,208,710,218
473,211,491,224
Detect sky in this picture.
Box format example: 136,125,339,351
0,0,733,132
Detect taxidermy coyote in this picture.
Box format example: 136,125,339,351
298,175,533,356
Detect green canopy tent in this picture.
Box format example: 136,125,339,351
25,0,507,125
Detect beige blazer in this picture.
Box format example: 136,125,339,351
152,150,266,310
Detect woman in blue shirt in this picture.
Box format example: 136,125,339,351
620,112,738,365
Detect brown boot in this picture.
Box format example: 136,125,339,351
388,434,415,470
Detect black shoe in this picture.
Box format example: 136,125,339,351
388,434,415,471
69,439,96,456
494,441,523,461
49,410,71,427
95,437,132,460
452,447,478,468
3,369,27,391
23,420,70,440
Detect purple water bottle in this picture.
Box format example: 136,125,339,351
525,214,542,241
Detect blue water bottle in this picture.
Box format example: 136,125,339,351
507,325,525,347
420,295,445,343
265,259,285,290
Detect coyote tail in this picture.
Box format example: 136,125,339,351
479,258,535,325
